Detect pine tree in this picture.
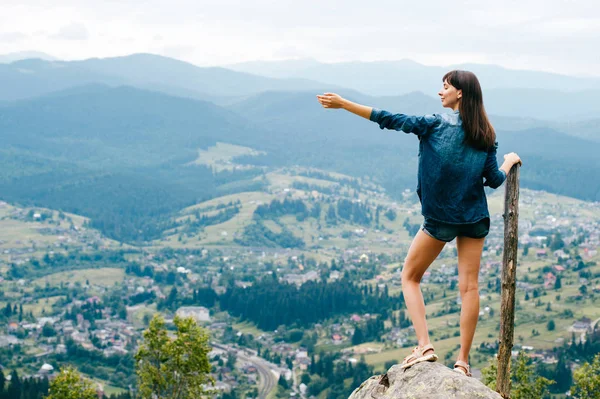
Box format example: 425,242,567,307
278,374,289,389
6,370,21,399
352,327,364,345
554,356,572,392
554,275,562,290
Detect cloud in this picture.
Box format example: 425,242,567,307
0,31,28,41
273,45,306,59
161,44,195,59
51,22,89,40
0,0,598,76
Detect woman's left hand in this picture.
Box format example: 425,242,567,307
316,92,345,109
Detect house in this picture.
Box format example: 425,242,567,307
0,335,19,347
572,317,592,332
295,350,308,360
536,250,548,259
544,272,556,289
296,357,311,370
553,265,566,273
38,363,54,375
37,317,58,327
176,306,210,322
584,249,598,259
553,249,569,260
283,270,319,285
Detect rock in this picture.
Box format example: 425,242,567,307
348,362,502,399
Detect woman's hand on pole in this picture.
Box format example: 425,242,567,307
503,152,522,167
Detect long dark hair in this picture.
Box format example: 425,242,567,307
442,70,495,151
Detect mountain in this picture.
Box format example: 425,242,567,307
1,84,599,243
223,58,322,77
0,53,337,102
0,58,127,101
0,86,269,242
225,58,600,94
226,59,600,119
227,89,600,201
484,88,596,120
2,53,597,120
552,118,600,141
0,51,57,63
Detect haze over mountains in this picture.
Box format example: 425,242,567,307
0,51,599,242
226,58,600,120
1,53,599,120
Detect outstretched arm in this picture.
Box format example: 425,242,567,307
316,93,372,119
317,92,439,136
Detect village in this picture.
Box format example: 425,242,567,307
0,185,599,397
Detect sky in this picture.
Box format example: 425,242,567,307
1,0,599,77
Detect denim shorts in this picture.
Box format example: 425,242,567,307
421,217,490,242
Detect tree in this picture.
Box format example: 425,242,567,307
278,374,289,389
7,370,21,398
42,322,57,337
46,366,98,399
554,356,573,393
351,327,364,345
384,209,396,221
571,354,600,399
547,320,556,331
135,314,215,399
482,353,554,398
549,233,564,251
226,352,237,370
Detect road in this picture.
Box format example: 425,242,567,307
212,342,277,399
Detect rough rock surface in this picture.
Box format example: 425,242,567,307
348,362,502,399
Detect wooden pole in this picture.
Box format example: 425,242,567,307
496,164,520,399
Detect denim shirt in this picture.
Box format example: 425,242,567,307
370,108,507,224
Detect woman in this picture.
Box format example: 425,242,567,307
316,70,521,376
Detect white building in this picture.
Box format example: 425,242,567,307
176,306,211,322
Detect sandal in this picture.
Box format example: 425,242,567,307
453,360,472,377
399,343,438,369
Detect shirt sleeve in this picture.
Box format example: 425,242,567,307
369,108,440,137
483,142,507,189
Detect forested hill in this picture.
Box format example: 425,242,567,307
0,63,599,243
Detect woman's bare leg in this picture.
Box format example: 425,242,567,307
402,229,446,348
456,235,486,366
